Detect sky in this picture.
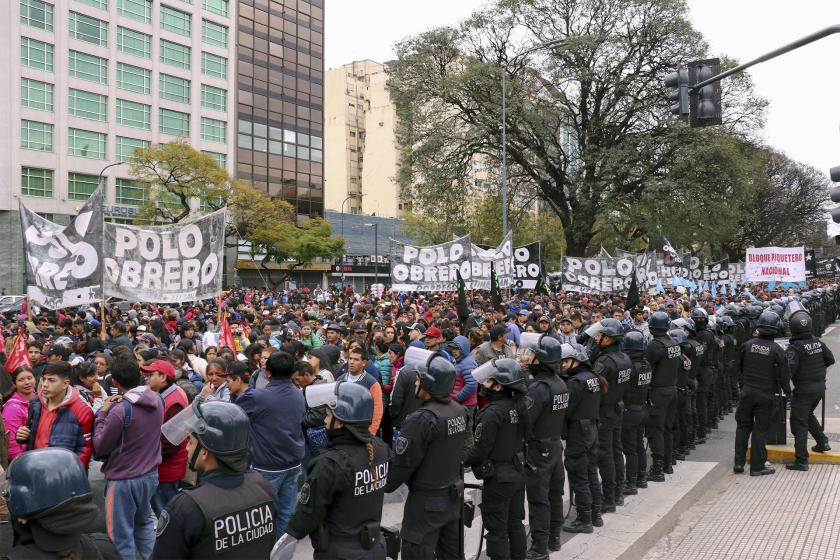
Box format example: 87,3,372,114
324,0,840,230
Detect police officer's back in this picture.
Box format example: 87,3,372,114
3,448,119,560
153,399,277,559
385,356,467,560
644,313,680,480
621,329,652,493
279,382,391,560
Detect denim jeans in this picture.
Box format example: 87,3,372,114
105,470,158,560
256,464,301,536
151,481,180,517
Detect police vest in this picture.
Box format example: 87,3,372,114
566,369,601,421
650,337,680,388
408,399,468,492
685,340,703,381
323,438,390,541
675,343,690,388
187,471,277,559
480,398,522,463
696,329,718,369
528,371,569,440
623,358,652,406
741,337,777,392
789,336,827,393
594,348,633,411
722,335,738,369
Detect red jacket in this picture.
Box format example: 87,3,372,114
158,384,189,482
30,387,94,468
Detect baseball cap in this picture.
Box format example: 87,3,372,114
518,309,530,317
45,345,71,361
351,322,367,333
425,326,442,339
559,316,572,324
489,324,510,340
140,359,176,380
408,322,426,334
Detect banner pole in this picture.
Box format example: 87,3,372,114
100,299,106,340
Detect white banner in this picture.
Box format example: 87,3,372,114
744,246,805,282
390,235,472,292
469,232,513,290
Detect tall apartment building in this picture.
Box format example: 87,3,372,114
0,0,324,292
324,59,400,218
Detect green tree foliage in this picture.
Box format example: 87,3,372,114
388,0,774,256
129,140,344,284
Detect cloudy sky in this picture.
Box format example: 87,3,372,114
325,0,840,226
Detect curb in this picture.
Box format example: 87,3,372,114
748,445,840,464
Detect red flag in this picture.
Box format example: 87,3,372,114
218,313,235,351
5,328,32,374
244,290,254,304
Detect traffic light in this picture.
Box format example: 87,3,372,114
664,68,689,120
688,58,722,127
830,165,840,224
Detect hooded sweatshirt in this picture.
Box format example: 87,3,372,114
3,392,30,461
29,386,94,468
93,386,164,480
451,336,478,406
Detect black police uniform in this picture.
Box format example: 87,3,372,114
525,363,569,553
695,325,718,440
734,336,791,472
645,334,680,477
622,352,651,490
722,330,739,407
593,344,632,507
286,429,392,559
561,365,602,523
787,334,835,464
465,390,527,560
672,341,692,459
152,470,277,559
684,337,703,448
385,397,468,560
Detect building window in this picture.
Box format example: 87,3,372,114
116,136,150,161
159,108,190,136
21,120,53,152
21,37,54,72
200,117,225,144
201,19,227,47
20,0,53,32
116,178,146,205
159,73,190,103
68,89,107,121
160,39,191,69
68,50,108,84
311,149,323,163
76,0,108,10
201,51,226,79
116,99,150,129
160,5,191,37
118,0,151,23
68,172,99,200
200,84,226,111
203,0,227,16
69,11,108,47
21,78,54,112
202,150,226,168
117,27,151,59
21,167,54,198
68,128,107,159
117,63,151,94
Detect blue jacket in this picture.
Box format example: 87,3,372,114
452,336,478,404
236,378,305,471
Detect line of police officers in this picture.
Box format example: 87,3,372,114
3,289,837,560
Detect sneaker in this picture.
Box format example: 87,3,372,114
785,462,809,471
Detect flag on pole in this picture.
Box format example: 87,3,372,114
625,268,640,311
456,269,470,322
661,236,683,265
4,328,32,374
218,311,236,351
490,263,502,307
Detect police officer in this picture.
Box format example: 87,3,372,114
785,305,835,471
667,328,691,462
467,358,531,560
384,355,467,559
560,343,603,534
674,318,702,449
621,330,652,495
591,319,632,514
522,335,569,558
692,308,718,444
719,316,739,409
4,448,118,559
645,313,681,481
154,399,277,559
734,310,791,476
276,382,391,559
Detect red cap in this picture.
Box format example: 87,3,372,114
424,326,442,339
140,359,176,380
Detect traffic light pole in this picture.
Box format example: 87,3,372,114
691,24,840,92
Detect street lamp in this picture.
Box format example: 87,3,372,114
97,161,127,185
363,222,379,286
340,192,366,238
500,39,567,237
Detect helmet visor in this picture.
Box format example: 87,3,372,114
304,382,339,409
584,321,604,338
785,301,806,318
404,346,435,366
161,400,205,446
472,360,498,385
519,332,543,350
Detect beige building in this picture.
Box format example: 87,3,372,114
325,59,401,218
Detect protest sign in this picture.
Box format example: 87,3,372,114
469,232,513,290
744,247,805,282
21,187,104,309
703,259,730,283
103,209,226,303
561,253,652,294
512,242,542,289
390,235,472,292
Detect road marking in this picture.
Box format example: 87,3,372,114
826,326,837,336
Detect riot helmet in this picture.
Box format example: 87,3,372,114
597,318,625,340
162,398,251,471
648,311,670,333
672,317,696,336
623,330,647,353
756,310,782,336
416,355,457,398
4,448,91,518
304,381,373,425
788,310,813,336
690,307,708,327
667,329,688,345
534,334,563,364
472,358,526,392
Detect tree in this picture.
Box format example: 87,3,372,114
388,0,767,256
129,140,344,285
